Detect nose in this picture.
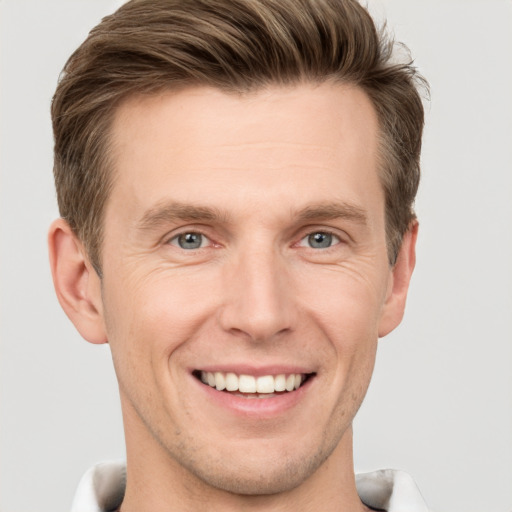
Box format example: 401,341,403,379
218,246,296,342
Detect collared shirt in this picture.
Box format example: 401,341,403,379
71,460,431,512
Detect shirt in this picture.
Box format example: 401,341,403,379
71,460,431,512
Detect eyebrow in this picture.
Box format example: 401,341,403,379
137,202,230,231
136,200,368,231
294,202,368,225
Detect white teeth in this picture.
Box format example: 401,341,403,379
274,374,286,392
199,371,306,396
225,372,238,391
214,371,226,391
285,374,295,392
256,375,274,394
239,375,256,393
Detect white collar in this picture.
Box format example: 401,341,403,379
356,469,430,512
71,461,430,512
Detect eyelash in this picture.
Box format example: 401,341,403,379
297,230,342,250
166,228,344,251
167,230,212,250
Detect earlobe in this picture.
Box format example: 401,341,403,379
48,218,107,344
378,221,418,338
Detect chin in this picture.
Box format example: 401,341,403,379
190,456,319,496
172,434,340,497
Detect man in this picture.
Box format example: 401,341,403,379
48,0,429,510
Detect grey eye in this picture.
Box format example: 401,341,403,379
306,232,336,249
172,232,206,250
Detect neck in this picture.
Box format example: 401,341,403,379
120,410,369,512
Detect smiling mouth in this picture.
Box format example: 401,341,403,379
193,370,315,398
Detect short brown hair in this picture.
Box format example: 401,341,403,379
52,0,427,274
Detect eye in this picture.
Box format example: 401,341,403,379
169,232,209,250
300,231,341,249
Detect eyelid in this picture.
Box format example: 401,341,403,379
168,232,210,249
162,225,348,250
294,225,348,245
297,230,341,248
164,227,214,248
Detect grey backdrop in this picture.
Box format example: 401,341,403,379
1,1,511,511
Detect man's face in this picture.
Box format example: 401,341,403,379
99,83,402,494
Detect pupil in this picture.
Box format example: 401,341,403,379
179,233,202,249
309,232,331,248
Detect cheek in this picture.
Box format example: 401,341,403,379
297,263,387,345
295,264,384,397
102,267,219,366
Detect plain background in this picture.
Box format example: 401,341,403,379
1,1,511,511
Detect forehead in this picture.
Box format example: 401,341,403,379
112,83,377,157
107,83,382,224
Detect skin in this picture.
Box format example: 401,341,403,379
49,82,417,512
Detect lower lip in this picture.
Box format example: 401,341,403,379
192,375,314,418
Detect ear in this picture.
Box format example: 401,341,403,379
48,218,107,344
378,221,418,338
